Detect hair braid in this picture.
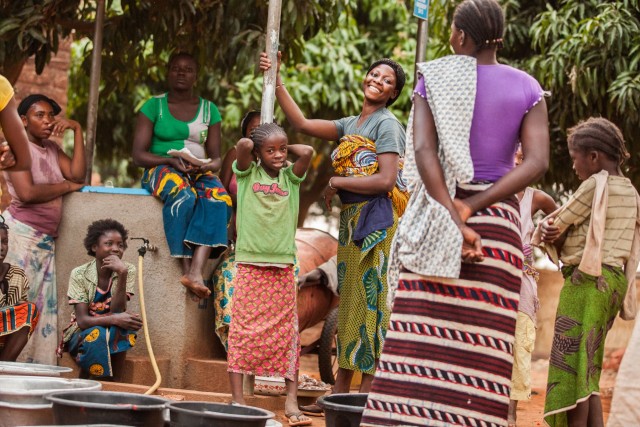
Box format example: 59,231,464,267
453,0,505,51
567,117,630,166
250,122,287,149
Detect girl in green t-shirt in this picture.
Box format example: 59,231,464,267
228,123,314,426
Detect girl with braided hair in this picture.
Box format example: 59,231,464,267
537,117,640,427
0,215,39,361
227,122,314,426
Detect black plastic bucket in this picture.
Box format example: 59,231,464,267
45,391,167,427
317,393,368,427
166,401,274,427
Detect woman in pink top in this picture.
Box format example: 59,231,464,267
3,94,85,364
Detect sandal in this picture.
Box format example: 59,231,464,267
283,411,312,426
299,402,324,417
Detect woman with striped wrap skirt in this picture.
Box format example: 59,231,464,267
361,1,550,425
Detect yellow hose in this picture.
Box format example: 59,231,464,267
137,254,162,394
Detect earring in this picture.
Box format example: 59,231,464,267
257,158,262,166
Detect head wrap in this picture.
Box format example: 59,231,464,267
17,94,61,116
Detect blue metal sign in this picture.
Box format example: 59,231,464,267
414,0,429,20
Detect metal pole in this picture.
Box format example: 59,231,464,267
260,0,282,125
414,18,429,84
84,0,105,184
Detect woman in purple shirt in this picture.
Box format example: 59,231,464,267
361,0,550,426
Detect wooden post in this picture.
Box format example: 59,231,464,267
260,0,282,125
84,0,105,184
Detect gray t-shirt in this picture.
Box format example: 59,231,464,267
333,108,406,155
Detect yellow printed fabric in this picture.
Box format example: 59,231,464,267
0,74,14,113
332,135,408,215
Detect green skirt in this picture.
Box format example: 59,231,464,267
544,265,628,426
336,201,397,375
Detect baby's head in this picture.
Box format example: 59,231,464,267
250,122,289,173
567,117,629,180
0,215,9,264
83,219,129,259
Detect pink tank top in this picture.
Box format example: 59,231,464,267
5,139,64,236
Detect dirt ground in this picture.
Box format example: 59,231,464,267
276,354,619,427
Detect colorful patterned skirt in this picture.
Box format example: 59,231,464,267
4,212,58,365
142,166,232,259
361,187,522,426
336,200,397,375
67,325,136,378
227,264,299,381
0,302,39,348
543,265,627,427
213,248,236,350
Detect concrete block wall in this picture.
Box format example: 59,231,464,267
55,188,227,389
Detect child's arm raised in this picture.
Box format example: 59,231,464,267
235,138,254,172
101,255,130,313
287,144,314,178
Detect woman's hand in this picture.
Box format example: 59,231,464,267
324,180,337,210
111,312,143,331
0,142,16,169
168,157,194,174
50,118,81,137
101,254,127,274
453,198,474,223
460,225,484,263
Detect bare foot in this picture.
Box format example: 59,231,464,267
180,275,211,298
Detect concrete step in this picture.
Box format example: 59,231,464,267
183,358,230,393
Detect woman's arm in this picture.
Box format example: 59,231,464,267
6,170,84,203
235,138,254,172
413,95,483,262
220,147,237,190
259,52,339,141
287,144,314,178
198,122,222,173
0,97,31,171
132,113,190,173
54,119,86,183
74,303,142,331
457,99,550,218
329,153,399,194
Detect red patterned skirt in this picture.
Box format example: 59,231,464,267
362,186,522,426
227,263,300,381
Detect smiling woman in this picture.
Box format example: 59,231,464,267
2,93,86,365
259,52,407,413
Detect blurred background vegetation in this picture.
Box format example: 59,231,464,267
1,0,639,221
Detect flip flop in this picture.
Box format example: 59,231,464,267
299,403,324,417
283,411,312,426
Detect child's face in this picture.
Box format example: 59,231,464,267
0,229,7,263
92,230,125,261
244,115,261,138
568,144,598,181
257,134,288,176
514,147,524,167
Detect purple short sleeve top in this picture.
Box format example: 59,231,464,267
414,64,544,182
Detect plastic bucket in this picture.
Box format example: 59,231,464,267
45,391,167,427
0,361,72,377
317,393,368,427
166,401,274,427
0,375,101,427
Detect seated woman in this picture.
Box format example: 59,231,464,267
3,93,86,365
0,215,40,361
132,52,231,299
57,219,142,381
